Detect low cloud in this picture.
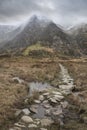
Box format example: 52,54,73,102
0,0,87,27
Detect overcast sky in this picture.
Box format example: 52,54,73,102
0,0,87,28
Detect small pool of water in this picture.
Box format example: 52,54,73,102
28,82,52,96
33,105,45,119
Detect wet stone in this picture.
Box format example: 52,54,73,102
14,123,25,128
22,108,30,115
40,128,48,130
30,105,38,114
15,110,22,117
39,95,44,101
41,118,54,127
34,100,41,104
28,124,37,128
21,116,33,123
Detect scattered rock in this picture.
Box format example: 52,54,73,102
45,109,51,116
43,93,49,97
22,108,30,115
15,110,22,117
52,106,63,116
21,116,33,123
83,116,87,124
61,101,68,109
49,98,57,104
34,100,41,104
40,128,48,130
43,100,49,104
52,91,62,96
43,104,51,109
14,123,25,128
28,124,37,128
39,95,44,101
12,77,24,84
30,105,38,113
41,118,53,127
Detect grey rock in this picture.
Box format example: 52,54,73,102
21,116,33,123
34,100,41,104
61,101,68,109
52,106,63,116
30,105,38,113
49,98,57,104
41,118,53,127
22,108,30,115
28,124,37,128
15,110,22,117
39,95,44,101
14,123,25,128
12,77,24,84
40,128,48,130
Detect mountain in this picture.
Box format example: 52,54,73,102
0,24,24,48
68,24,87,55
0,16,81,57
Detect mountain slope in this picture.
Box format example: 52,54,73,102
68,24,87,55
0,16,82,56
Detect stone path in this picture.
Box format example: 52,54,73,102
9,64,75,130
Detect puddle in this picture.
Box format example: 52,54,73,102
33,105,45,119
28,82,52,96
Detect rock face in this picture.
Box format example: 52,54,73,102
68,24,87,55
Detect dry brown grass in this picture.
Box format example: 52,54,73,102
0,56,60,128
0,55,87,129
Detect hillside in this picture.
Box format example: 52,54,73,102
68,24,87,55
0,16,81,57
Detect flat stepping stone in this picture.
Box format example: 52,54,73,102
61,101,68,109
54,95,64,100
22,108,30,115
39,95,44,101
52,91,62,96
21,116,33,123
34,100,41,104
43,100,49,104
43,104,51,109
52,106,63,116
49,98,57,104
15,110,22,117
45,109,51,116
30,105,38,113
40,128,48,130
14,123,25,128
41,118,53,127
28,124,37,128
43,93,49,96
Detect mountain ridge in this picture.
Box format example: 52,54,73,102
0,16,86,57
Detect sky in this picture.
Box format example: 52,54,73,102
0,0,87,28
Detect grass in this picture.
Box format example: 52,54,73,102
0,53,87,130
23,43,54,56
0,56,61,129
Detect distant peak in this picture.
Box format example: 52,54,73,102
29,15,39,23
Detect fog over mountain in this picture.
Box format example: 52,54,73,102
0,0,87,28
